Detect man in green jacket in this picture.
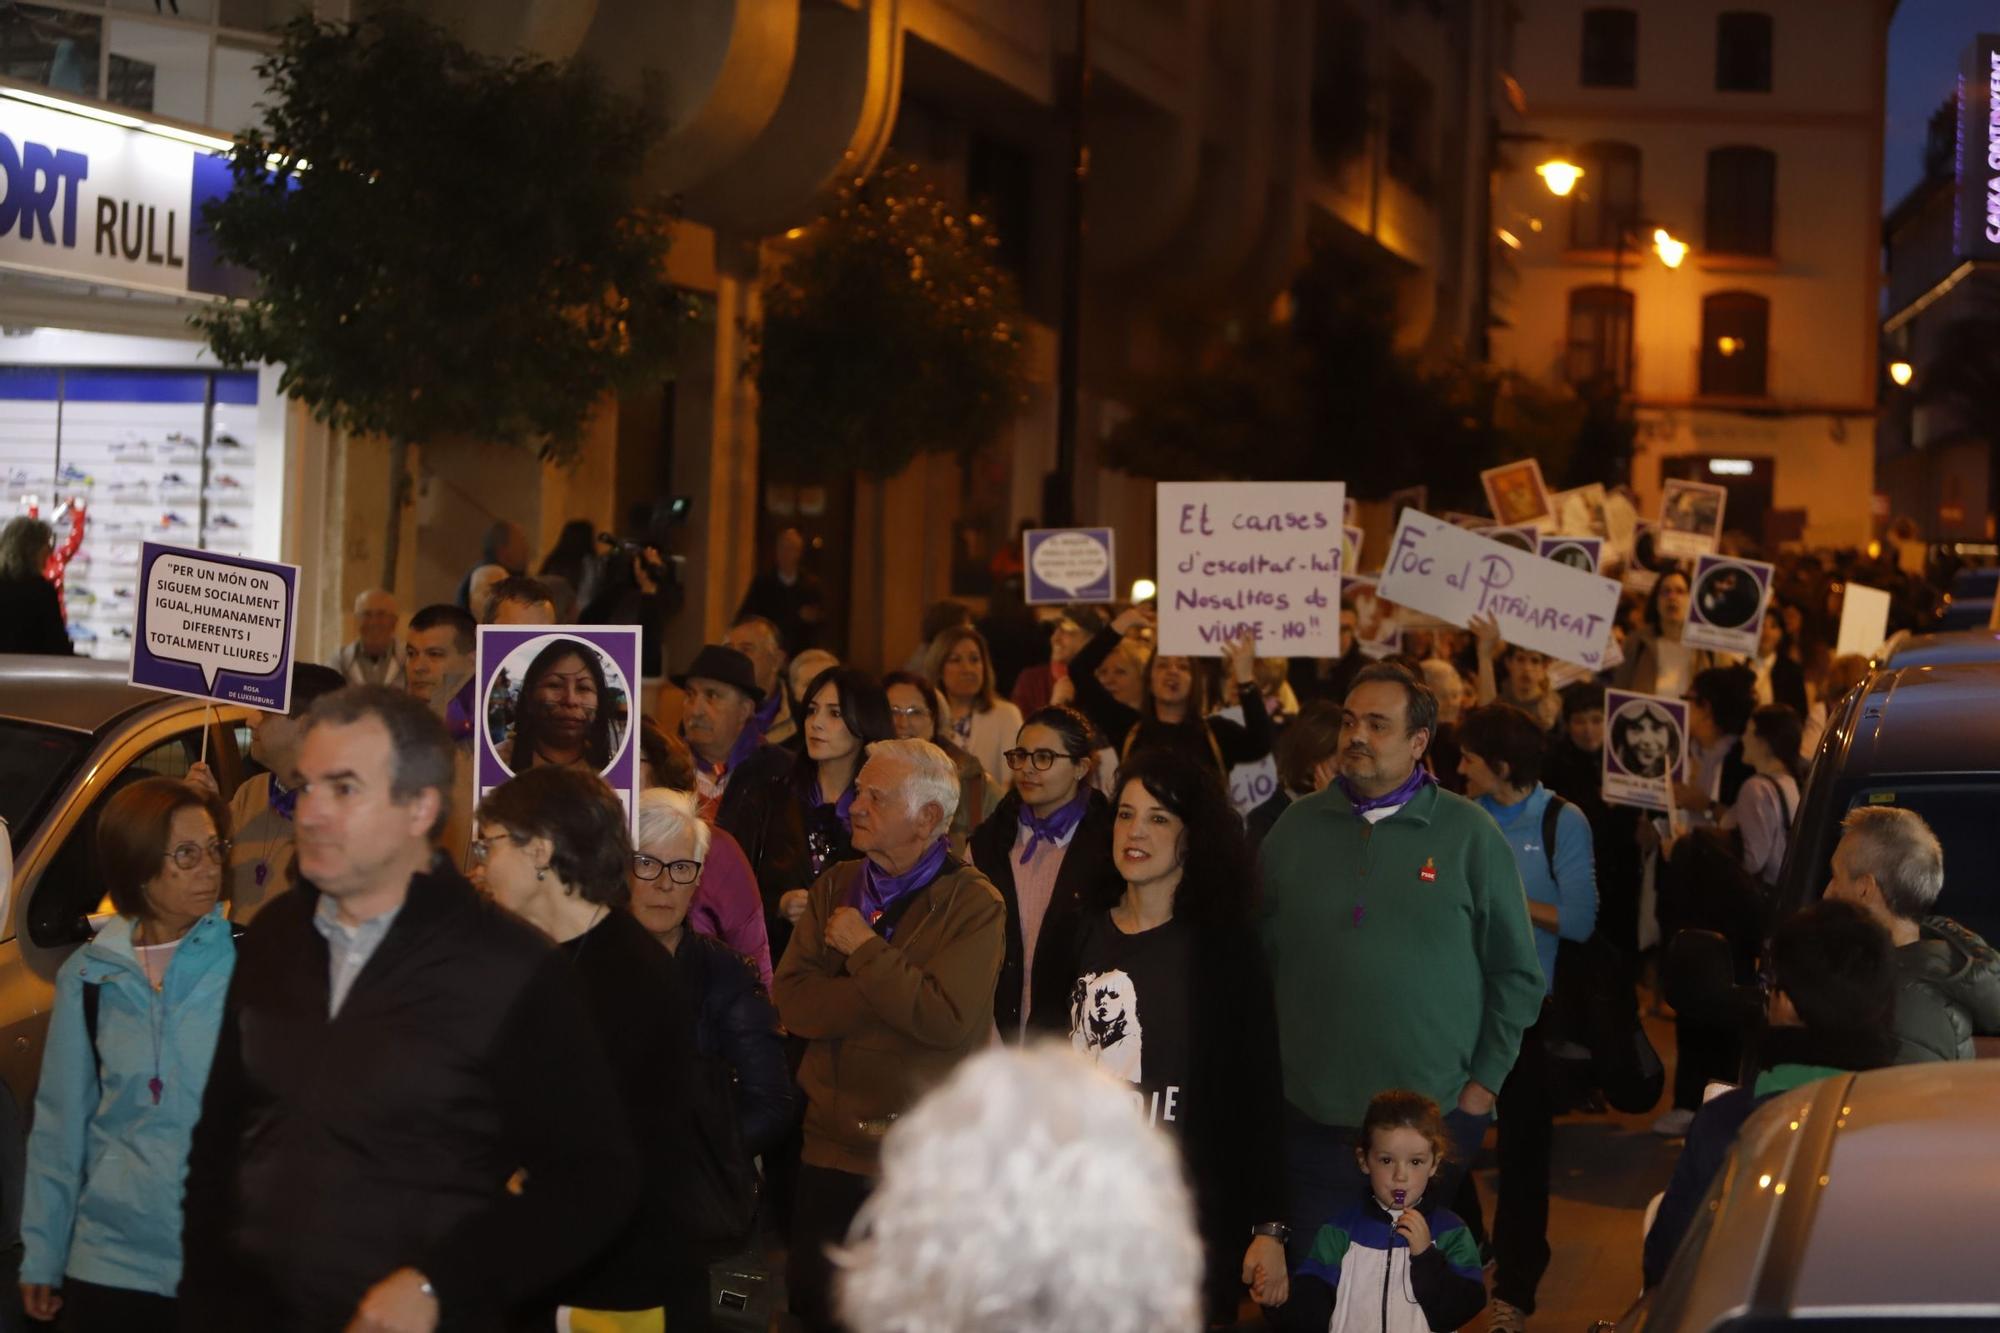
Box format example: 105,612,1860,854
1260,662,1544,1259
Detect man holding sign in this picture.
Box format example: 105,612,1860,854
1259,662,1544,1263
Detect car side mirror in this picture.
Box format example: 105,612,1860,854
1664,929,1763,1028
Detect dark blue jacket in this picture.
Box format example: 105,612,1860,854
678,930,794,1157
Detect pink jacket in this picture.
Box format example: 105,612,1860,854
689,823,774,988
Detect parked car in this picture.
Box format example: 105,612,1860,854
1601,1059,2000,1331
1875,628,2000,669
1934,565,1997,631
0,658,256,1221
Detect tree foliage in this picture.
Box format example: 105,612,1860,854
1104,243,1633,507
193,9,696,464
749,159,1029,482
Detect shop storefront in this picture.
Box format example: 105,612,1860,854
0,82,297,660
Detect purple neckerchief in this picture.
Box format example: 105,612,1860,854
444,679,475,743
692,724,764,781
749,687,784,741
1334,765,1436,817
845,837,951,938
1018,791,1090,864
807,779,857,829
268,779,298,822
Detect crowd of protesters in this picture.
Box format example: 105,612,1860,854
3,515,1997,1333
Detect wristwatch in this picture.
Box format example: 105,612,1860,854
1250,1222,1291,1244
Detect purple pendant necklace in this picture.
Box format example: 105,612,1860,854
136,924,166,1104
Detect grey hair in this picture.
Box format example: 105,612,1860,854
635,786,710,863
866,737,961,830
788,649,839,699
1840,805,1944,920
835,1043,1202,1333
0,517,54,581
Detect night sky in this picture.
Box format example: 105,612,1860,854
1883,0,1997,210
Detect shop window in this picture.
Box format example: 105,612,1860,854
106,17,210,122
1580,8,1637,88
1566,286,1633,389
1704,147,1775,257
1384,56,1435,196
1700,292,1769,397
1716,12,1773,93
0,4,102,100
1569,142,1641,251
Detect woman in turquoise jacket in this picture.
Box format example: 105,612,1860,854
21,777,237,1331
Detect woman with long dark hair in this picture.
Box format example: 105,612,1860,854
500,638,620,773
777,668,895,928
969,706,1124,1042
1038,747,1287,1324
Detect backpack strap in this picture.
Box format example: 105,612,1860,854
1541,794,1567,882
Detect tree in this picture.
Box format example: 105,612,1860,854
748,159,1028,483
194,10,697,586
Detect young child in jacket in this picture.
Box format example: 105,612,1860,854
1272,1090,1487,1333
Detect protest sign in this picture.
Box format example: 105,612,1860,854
1658,479,1727,557
1343,576,1403,659
1024,527,1116,605
1377,510,1620,669
476,626,642,831
1683,554,1774,656
1481,459,1555,528
131,541,298,711
1156,482,1344,656
1216,703,1281,818
1343,525,1364,573
1539,534,1604,575
1480,524,1541,554
1551,484,1610,539
1836,583,1893,659
1602,689,1688,811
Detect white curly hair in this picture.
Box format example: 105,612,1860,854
833,1043,1202,1333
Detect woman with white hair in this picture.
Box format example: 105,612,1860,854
835,1045,1205,1333
629,789,795,1164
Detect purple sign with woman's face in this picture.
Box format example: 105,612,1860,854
475,625,642,832
1602,688,1689,812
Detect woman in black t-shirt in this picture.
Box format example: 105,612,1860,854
1041,747,1288,1325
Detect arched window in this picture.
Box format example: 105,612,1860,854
1705,147,1776,256
1700,292,1769,397
1570,142,1641,250
1567,286,1634,389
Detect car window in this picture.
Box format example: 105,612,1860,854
1837,784,2000,945
0,722,90,854
26,724,213,949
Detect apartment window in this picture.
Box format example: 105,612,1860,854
1705,147,1776,256
1700,292,1769,396
1570,142,1641,250
1384,57,1435,195
1716,12,1773,92
1567,286,1634,389
1580,8,1637,88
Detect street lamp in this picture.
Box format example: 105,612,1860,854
1888,360,1914,387
1651,228,1688,269
1535,159,1583,197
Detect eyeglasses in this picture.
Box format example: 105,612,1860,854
1003,748,1085,772
889,705,932,720
468,832,520,864
166,838,231,870
632,854,702,885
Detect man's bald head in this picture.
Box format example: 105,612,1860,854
353,588,399,654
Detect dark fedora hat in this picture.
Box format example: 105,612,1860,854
672,644,765,704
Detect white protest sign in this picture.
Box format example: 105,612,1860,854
1836,583,1893,659
1682,554,1774,657
1156,482,1344,655
1377,510,1620,670
132,542,299,711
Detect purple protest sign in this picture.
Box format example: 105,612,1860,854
1024,527,1116,605
476,626,642,832
1538,534,1604,575
1602,689,1689,811
129,541,299,712
1682,554,1774,657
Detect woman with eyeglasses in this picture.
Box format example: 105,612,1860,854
776,667,895,935
881,670,998,857
474,767,704,1328
22,778,236,1330
969,706,1124,1043
630,790,794,1188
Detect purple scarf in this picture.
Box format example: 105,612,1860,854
1334,764,1436,817
749,687,784,741
1018,791,1090,864
807,779,857,828
268,779,298,822
846,837,951,938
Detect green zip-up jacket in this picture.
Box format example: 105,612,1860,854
1259,781,1544,1127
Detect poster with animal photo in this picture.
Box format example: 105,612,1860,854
1480,459,1556,529
1602,689,1689,811
1682,554,1774,656
1342,576,1403,660
1657,479,1728,558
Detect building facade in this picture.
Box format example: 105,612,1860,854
1492,0,1893,551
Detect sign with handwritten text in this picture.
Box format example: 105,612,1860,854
1377,509,1620,670
1156,482,1345,655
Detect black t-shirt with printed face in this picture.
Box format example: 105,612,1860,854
1067,912,1192,1131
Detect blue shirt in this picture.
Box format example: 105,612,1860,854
313,893,404,1016
1475,784,1597,994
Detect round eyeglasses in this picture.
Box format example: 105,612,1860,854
166,838,232,870
1003,747,1086,772
632,854,702,885
889,704,932,721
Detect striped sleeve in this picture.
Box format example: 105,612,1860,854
1296,1221,1351,1286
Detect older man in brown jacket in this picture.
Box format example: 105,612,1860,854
774,736,1006,1332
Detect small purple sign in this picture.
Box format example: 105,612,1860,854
1538,534,1604,575
1024,527,1116,605
1682,554,1774,658
129,541,298,712
475,625,642,831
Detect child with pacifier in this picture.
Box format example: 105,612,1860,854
1270,1090,1487,1332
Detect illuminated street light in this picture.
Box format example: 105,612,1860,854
1131,578,1158,604
1888,360,1914,387
1536,159,1583,196
1652,228,1688,269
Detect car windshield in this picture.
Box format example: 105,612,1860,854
0,721,90,852
1834,782,2000,945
